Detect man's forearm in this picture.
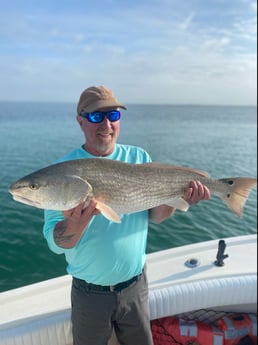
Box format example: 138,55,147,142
54,219,84,249
149,205,175,224
53,200,99,249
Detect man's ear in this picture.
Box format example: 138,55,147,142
76,115,83,126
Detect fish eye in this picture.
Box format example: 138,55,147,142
30,183,39,190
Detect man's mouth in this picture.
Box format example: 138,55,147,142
98,132,113,138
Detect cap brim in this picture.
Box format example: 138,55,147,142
80,100,127,114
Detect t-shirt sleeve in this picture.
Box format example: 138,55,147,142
142,150,152,163
43,209,66,254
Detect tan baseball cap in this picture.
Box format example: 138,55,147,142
77,86,127,115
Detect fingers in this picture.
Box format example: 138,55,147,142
184,181,211,205
62,202,84,218
183,187,193,202
62,199,99,219
81,200,100,219
203,185,211,200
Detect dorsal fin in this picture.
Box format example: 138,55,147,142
146,162,209,178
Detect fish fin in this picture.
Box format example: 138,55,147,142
166,197,190,212
55,176,93,210
146,162,209,178
95,201,121,223
219,177,257,217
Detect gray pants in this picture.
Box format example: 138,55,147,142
71,271,153,345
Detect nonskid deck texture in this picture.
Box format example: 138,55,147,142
0,235,256,345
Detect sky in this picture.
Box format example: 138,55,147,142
0,0,257,105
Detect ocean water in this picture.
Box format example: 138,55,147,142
0,102,257,292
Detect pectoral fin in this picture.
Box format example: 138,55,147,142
95,201,121,223
62,175,93,210
166,197,189,212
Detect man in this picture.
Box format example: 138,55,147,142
43,86,210,345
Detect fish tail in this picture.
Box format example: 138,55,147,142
219,177,257,217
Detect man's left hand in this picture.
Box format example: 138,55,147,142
183,180,211,205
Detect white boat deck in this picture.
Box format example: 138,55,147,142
0,234,257,345
147,234,257,318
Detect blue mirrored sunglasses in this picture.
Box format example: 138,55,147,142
80,110,121,123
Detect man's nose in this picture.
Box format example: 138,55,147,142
100,116,112,127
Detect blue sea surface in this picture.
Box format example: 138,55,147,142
0,102,257,292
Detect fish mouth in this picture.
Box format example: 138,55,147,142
12,194,41,208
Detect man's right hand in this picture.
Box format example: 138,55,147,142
54,200,100,249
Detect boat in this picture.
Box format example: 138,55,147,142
0,234,256,345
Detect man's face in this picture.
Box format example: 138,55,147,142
77,107,120,156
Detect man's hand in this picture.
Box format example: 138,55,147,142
150,180,210,224
54,200,100,249
63,199,100,221
183,180,210,204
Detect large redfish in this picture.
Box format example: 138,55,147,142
9,158,257,222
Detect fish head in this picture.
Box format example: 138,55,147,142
9,168,93,211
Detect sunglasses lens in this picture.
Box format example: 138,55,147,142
87,112,104,123
107,110,120,122
81,110,121,123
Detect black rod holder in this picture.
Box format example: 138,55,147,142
214,239,229,266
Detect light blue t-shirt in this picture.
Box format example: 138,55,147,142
43,144,152,285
